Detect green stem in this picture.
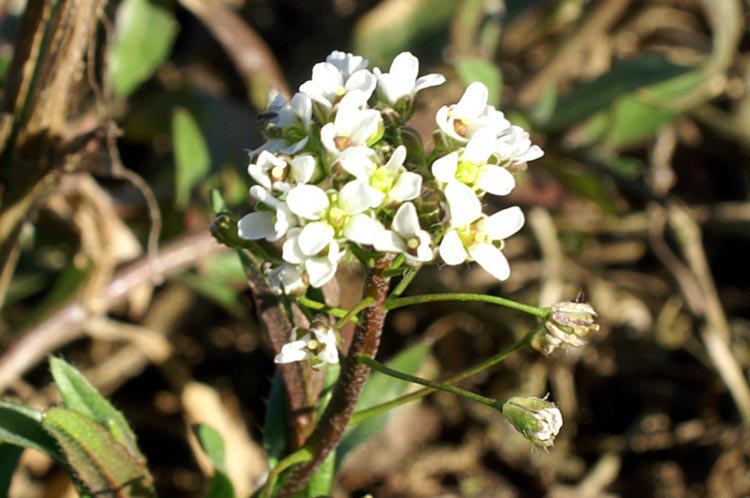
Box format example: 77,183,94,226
261,447,313,498
334,297,374,329
389,266,421,298
357,355,500,409
349,326,539,425
297,296,350,320
385,292,549,319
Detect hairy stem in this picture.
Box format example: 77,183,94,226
275,257,392,497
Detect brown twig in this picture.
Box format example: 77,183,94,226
0,231,225,394
276,257,392,498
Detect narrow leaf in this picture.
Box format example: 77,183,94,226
173,107,211,209
110,0,178,97
262,370,289,467
49,358,145,463
304,450,335,498
42,408,156,498
193,424,236,498
0,401,62,461
0,443,24,497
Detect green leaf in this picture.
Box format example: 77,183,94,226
210,189,228,215
49,357,145,464
455,57,502,106
173,107,211,209
110,0,178,97
42,408,156,498
304,450,335,498
541,54,693,133
0,443,24,497
0,401,62,461
193,424,236,498
262,370,289,468
336,342,430,468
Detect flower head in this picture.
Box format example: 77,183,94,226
300,52,375,115
435,82,510,143
275,321,339,369
339,145,422,207
375,202,433,265
439,182,524,281
502,396,563,448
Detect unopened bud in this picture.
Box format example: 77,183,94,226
502,396,562,448
534,301,599,355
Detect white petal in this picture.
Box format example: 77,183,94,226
392,202,420,238
298,222,335,256
290,155,316,184
414,232,434,262
274,340,309,363
391,52,419,85
344,213,384,245
320,123,338,154
348,110,382,146
439,230,468,265
374,230,407,253
306,243,340,288
484,206,525,240
345,69,376,99
445,182,482,227
286,185,329,219
431,152,459,183
247,164,272,191
249,185,281,208
468,243,510,281
414,73,446,93
455,82,488,119
237,211,274,240
385,145,407,170
463,128,495,164
339,180,373,214
282,229,305,264
290,92,312,128
338,147,376,179
389,172,422,202
477,164,515,196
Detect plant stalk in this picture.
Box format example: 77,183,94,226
275,257,393,498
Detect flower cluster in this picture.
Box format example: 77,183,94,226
239,50,543,297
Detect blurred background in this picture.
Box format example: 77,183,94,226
0,0,748,496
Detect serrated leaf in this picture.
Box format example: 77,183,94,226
456,57,502,106
193,424,236,498
110,0,178,97
42,408,156,498
336,342,430,468
49,358,145,463
173,107,211,209
0,401,62,461
0,443,24,497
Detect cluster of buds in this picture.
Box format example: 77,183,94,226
238,50,544,302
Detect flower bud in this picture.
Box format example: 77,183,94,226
502,396,562,448
534,301,599,355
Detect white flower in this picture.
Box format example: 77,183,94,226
439,182,524,281
248,151,316,193
495,125,544,165
339,145,422,207
375,202,433,265
373,51,445,108
432,128,516,196
237,185,295,242
274,324,339,369
435,82,510,143
320,90,383,156
282,228,342,288
285,181,383,245
299,52,376,113
265,263,308,296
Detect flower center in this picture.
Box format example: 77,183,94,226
453,118,468,137
270,165,287,182
370,168,394,193
328,207,347,228
334,135,352,151
455,160,480,185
